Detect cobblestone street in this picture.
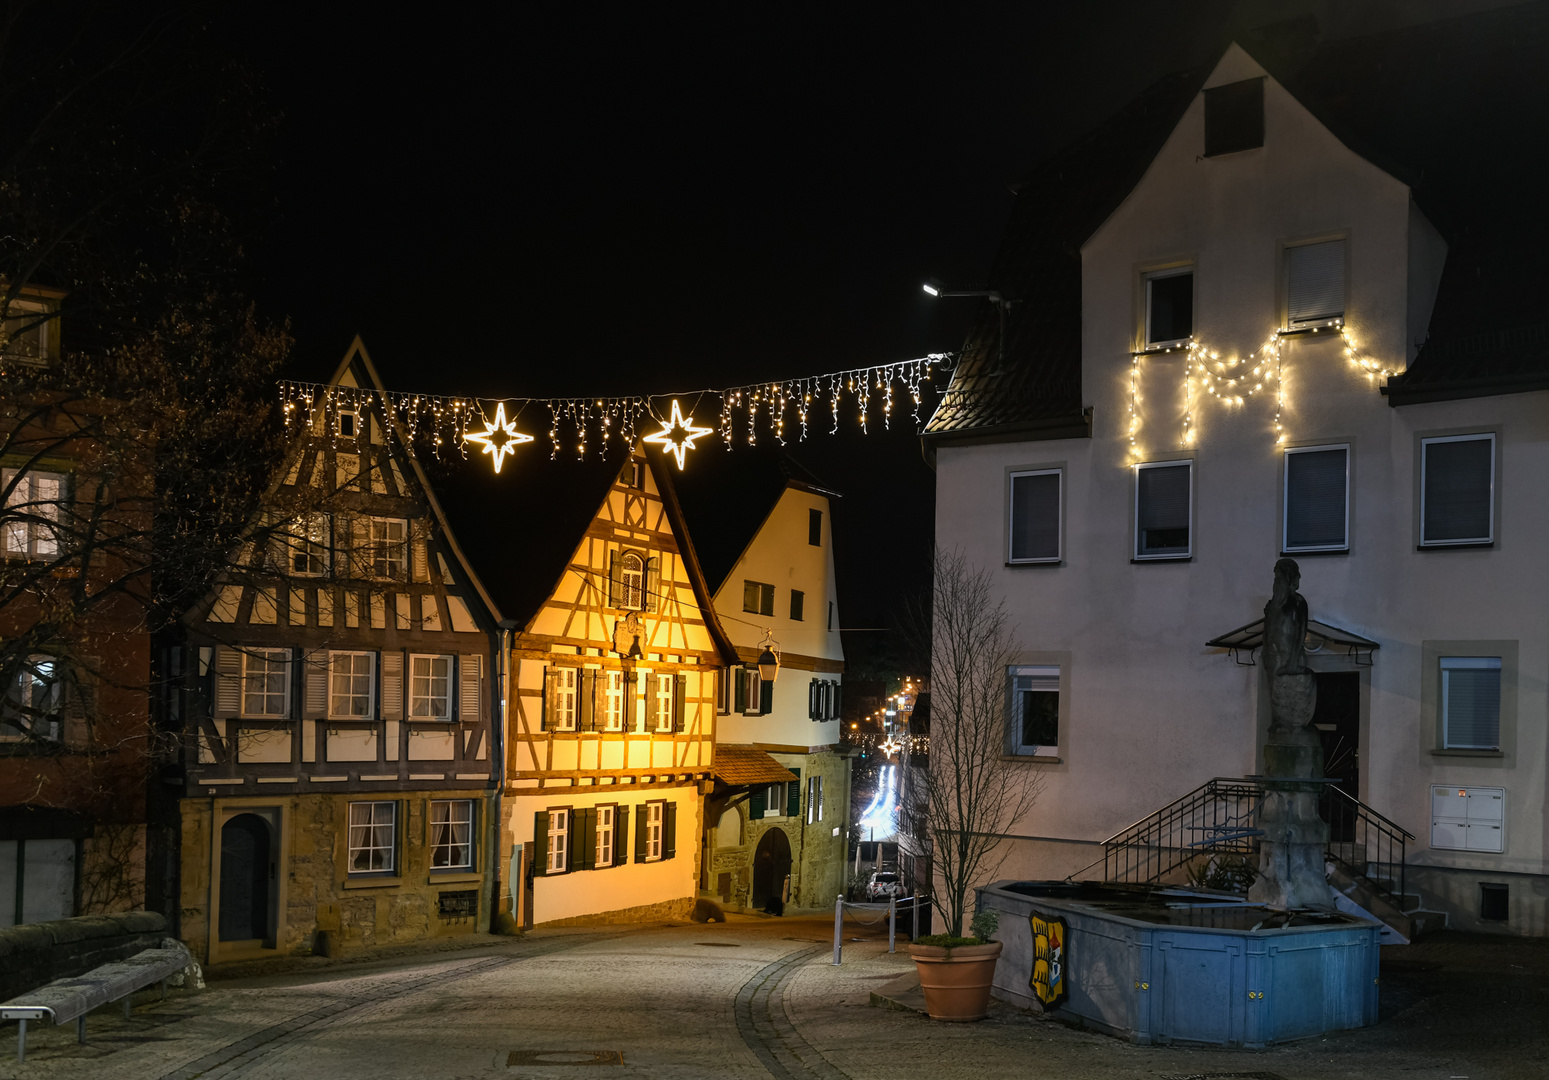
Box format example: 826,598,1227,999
3,917,1545,1080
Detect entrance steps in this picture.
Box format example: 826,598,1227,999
1327,862,1447,944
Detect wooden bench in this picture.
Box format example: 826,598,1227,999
0,946,190,1063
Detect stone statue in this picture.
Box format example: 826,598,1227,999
1250,557,1335,911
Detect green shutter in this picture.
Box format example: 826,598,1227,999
623,671,637,732
749,788,766,819
614,805,630,865
645,557,660,613
646,673,661,730
760,680,773,716
575,808,596,871
673,674,686,733
579,670,597,732
664,802,677,859
734,667,747,713
786,769,801,817
533,812,549,875
634,803,648,862
607,550,619,606
540,667,552,732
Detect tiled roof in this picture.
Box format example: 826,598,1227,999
928,5,1549,433
712,744,798,786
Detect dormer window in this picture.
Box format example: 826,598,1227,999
336,407,359,439
1,293,62,366
1145,269,1193,347
1205,78,1264,157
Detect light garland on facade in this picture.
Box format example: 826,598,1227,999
279,353,951,473
1128,320,1398,459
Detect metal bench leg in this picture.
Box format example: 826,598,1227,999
16,1018,25,1064
78,1014,86,1043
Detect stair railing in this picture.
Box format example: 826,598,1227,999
1101,777,1265,886
1322,786,1415,910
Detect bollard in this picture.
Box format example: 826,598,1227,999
889,895,896,953
833,894,844,966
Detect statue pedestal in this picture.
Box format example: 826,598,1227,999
1252,672,1335,911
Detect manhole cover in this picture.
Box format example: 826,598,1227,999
1160,1073,1289,1080
695,942,740,947
507,1050,623,1066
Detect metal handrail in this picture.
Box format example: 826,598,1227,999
1100,777,1260,845
1326,785,1415,840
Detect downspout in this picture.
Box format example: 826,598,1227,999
489,619,517,932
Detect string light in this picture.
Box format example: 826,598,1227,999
279,353,951,475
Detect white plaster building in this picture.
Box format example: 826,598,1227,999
924,14,1549,937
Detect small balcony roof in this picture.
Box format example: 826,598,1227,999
1206,618,1380,666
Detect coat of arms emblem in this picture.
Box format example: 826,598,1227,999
1029,910,1068,1009
612,611,644,658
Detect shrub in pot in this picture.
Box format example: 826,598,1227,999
907,909,1002,1021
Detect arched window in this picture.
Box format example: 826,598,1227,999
620,552,644,609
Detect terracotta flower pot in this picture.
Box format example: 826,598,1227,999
907,940,1003,1021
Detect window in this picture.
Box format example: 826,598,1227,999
1286,240,1345,327
604,670,625,730
336,452,361,491
761,784,784,818
1008,468,1061,564
347,801,396,873
808,509,822,546
808,678,839,721
430,800,473,869
743,580,774,616
551,666,578,731
410,654,453,719
2,468,65,559
790,589,805,621
1431,785,1504,854
1421,434,1495,546
362,517,408,579
1134,460,1192,559
1204,77,1264,156
716,667,732,715
652,673,674,732
1009,665,1059,755
806,775,824,824
329,651,375,719
1145,270,1193,346
546,809,570,873
2,304,54,363
1480,882,1509,921
1,654,60,740
277,512,330,576
336,408,358,439
622,551,645,609
622,460,645,489
1441,656,1501,750
596,804,615,866
242,649,291,718
1283,444,1349,552
736,667,764,716
644,801,664,860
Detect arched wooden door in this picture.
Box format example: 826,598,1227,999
751,827,792,910
218,813,272,943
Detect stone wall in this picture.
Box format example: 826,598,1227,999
0,910,167,1001
535,895,695,927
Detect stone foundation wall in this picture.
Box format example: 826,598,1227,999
535,895,695,927
0,911,167,1001
1409,864,1549,936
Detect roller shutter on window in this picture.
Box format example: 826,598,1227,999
1441,657,1501,750
1422,436,1494,545
1287,240,1345,326
1009,470,1060,563
1284,447,1348,551
1135,462,1191,558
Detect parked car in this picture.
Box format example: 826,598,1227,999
865,871,903,901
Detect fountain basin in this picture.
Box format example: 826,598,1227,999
977,880,1380,1048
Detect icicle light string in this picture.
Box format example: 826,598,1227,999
279,353,952,469
1126,321,1398,458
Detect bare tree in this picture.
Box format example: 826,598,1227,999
910,548,1042,936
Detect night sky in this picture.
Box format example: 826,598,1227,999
218,1,1506,667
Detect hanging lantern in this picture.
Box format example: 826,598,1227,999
757,632,781,684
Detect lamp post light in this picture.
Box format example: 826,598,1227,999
922,279,1016,372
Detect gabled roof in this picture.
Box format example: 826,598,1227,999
671,445,839,596
926,4,1549,435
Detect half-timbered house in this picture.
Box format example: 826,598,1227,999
174,339,502,965
447,442,736,926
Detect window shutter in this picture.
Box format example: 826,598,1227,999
302,650,328,718
1137,463,1191,556
533,812,548,875
663,802,677,860
1009,471,1060,561
672,674,686,733
749,788,766,819
607,551,620,607
645,673,660,730
645,557,661,613
460,654,482,722
351,515,369,577
760,679,773,716
1204,77,1264,157
579,669,597,732
634,804,647,862
834,683,842,719
614,805,630,865
623,670,637,732
786,769,801,818
1424,437,1494,544
808,680,818,720
214,646,241,717
541,667,553,732
734,667,747,713
575,808,596,871
411,522,430,583
1287,239,1345,325
1285,448,1347,550
381,650,404,720
63,656,97,743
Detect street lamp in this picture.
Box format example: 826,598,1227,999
922,279,1016,372
756,631,781,684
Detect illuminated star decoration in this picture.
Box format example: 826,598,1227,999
642,399,713,470
463,402,534,473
